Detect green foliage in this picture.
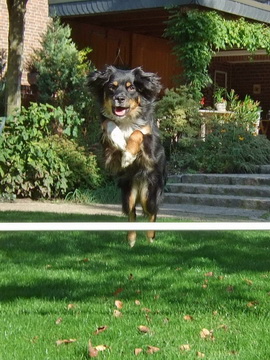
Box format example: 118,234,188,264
155,86,202,156
196,124,270,173
28,18,93,112
165,9,270,96
49,135,102,191
166,88,266,174
0,103,102,198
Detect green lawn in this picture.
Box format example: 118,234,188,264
0,212,269,359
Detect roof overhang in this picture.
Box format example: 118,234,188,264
49,0,270,23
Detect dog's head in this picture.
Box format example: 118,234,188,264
88,66,161,122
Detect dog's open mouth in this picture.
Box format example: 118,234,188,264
113,107,130,117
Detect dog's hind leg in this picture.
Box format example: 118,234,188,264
140,182,157,243
121,182,138,247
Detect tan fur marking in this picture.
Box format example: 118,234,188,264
126,81,132,87
126,130,144,155
113,81,118,87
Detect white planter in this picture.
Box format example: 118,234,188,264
215,102,226,112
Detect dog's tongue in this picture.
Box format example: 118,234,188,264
114,107,127,117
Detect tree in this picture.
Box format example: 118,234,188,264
5,0,27,117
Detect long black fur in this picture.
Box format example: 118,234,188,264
88,66,166,245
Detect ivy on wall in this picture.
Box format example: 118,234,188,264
164,9,270,97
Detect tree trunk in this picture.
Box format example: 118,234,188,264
5,0,27,117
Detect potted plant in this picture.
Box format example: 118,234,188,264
213,86,227,112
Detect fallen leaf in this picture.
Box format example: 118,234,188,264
88,341,109,357
94,325,108,335
218,276,224,280
244,279,253,286
129,273,134,280
56,339,76,346
202,284,208,289
147,345,160,354
113,310,122,318
88,341,99,358
200,328,214,340
95,345,109,351
115,300,123,309
163,317,170,323
135,300,141,306
113,287,124,296
183,315,194,321
80,258,89,263
197,351,205,358
138,325,151,333
180,344,191,351
204,271,214,277
55,317,63,325
226,285,234,292
212,310,218,316
67,303,76,310
134,348,143,355
141,307,151,313
247,301,258,308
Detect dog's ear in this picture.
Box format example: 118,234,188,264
132,67,162,101
87,65,116,100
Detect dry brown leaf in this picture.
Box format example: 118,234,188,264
147,345,160,354
218,324,228,330
113,310,122,318
197,351,206,358
204,271,214,277
226,285,234,292
129,273,134,280
115,300,123,309
247,301,258,308
183,315,194,321
202,284,208,289
200,328,214,340
80,258,89,263
135,300,141,306
138,325,151,333
88,341,99,358
134,348,143,355
56,339,76,346
95,345,109,351
113,287,124,296
141,307,151,313
212,310,218,316
244,279,253,286
94,325,108,335
67,303,76,310
180,344,191,351
55,317,63,325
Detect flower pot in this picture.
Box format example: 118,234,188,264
215,102,226,112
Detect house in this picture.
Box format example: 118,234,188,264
1,0,270,118
49,0,270,119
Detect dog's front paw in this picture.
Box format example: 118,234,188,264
121,151,136,168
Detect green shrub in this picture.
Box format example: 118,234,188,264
0,103,102,198
174,124,270,174
155,86,202,156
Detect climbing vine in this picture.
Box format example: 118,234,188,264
165,9,270,97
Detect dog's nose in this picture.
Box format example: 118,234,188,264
114,94,126,104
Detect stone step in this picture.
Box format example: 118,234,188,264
159,203,267,221
167,183,270,197
169,174,270,186
164,192,270,211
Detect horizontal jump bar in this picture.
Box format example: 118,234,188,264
0,222,269,232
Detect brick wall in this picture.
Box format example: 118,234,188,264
0,0,49,85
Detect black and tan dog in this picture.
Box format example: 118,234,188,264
88,66,166,246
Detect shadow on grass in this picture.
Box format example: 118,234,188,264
0,211,269,308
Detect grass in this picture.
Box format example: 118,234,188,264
0,211,269,359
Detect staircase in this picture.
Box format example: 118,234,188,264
162,171,270,220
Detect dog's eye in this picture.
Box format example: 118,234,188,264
127,85,135,92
